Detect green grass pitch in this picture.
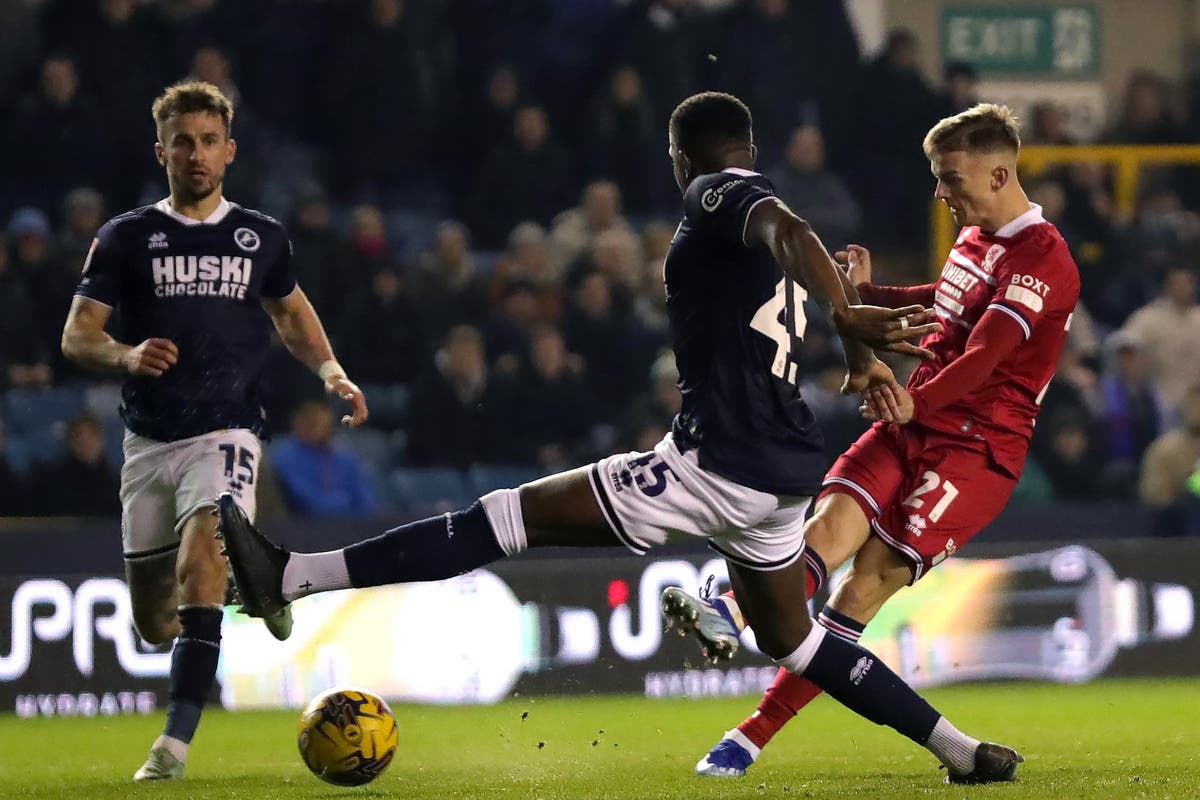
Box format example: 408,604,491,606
2,678,1196,799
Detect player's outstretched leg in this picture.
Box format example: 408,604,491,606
219,468,618,618
725,557,1022,784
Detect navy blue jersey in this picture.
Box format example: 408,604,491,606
666,169,827,495
75,199,297,442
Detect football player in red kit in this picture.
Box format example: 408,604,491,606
665,102,1080,777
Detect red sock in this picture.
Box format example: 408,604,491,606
727,551,829,750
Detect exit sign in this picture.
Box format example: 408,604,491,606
941,5,1100,78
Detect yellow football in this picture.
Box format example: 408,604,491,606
297,687,399,786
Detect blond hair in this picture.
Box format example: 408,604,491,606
923,103,1020,158
151,81,234,139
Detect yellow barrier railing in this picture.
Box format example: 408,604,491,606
931,145,1200,273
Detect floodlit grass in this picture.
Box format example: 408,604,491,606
2,678,1197,799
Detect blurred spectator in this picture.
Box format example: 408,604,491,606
1099,332,1165,491
549,181,633,275
8,55,110,212
0,238,51,389
767,126,861,250
801,363,868,458
563,271,650,418
512,326,594,468
9,207,74,379
66,0,167,207
571,228,645,308
336,266,425,387
850,29,941,248
413,221,489,343
1026,101,1076,145
320,0,431,199
623,0,701,123
632,223,674,336
481,281,543,373
287,185,341,319
0,418,29,515
624,350,682,451
342,204,401,288
29,413,120,516
1119,267,1200,418
585,67,658,213
490,222,563,322
1139,385,1200,532
272,400,379,517
935,61,979,117
468,105,573,247
1105,70,1186,144
0,0,39,112
1034,413,1104,500
445,63,526,195
406,325,517,468
55,187,104,272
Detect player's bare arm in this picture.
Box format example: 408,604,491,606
261,288,368,426
62,295,179,377
745,201,939,361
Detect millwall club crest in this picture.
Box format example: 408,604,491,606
981,244,1006,274
234,227,261,252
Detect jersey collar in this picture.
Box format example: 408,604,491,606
154,196,233,225
722,167,761,177
992,203,1045,238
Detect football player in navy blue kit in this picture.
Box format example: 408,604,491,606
220,92,1021,785
61,82,367,782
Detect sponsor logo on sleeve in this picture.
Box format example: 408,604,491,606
1005,273,1050,313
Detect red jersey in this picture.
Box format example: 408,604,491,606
905,205,1080,477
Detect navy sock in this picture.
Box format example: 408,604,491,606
802,630,940,745
344,502,505,588
164,606,222,744
817,606,866,643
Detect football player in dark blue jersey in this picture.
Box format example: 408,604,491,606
61,82,367,782
219,92,1020,784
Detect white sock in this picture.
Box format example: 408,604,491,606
725,728,761,761
282,551,351,602
153,734,189,763
773,623,827,675
925,716,980,775
479,488,528,556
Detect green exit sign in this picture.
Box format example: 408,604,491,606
942,5,1100,77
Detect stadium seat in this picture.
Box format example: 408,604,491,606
358,384,410,430
3,429,64,475
467,463,544,496
3,386,85,435
387,467,473,516
335,427,400,475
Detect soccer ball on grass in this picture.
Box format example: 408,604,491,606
297,687,399,786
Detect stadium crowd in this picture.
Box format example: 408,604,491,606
1,0,1199,532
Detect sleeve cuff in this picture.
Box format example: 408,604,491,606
909,388,930,423
986,302,1033,339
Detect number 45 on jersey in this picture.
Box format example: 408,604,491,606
750,277,808,385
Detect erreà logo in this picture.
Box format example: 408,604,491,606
147,231,169,250
850,655,874,685
700,178,743,212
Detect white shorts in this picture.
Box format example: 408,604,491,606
120,428,260,559
589,434,811,570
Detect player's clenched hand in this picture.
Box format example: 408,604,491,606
833,304,940,360
123,338,178,377
834,243,873,287
860,383,915,424
326,376,369,426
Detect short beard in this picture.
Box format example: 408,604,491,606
173,174,220,205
